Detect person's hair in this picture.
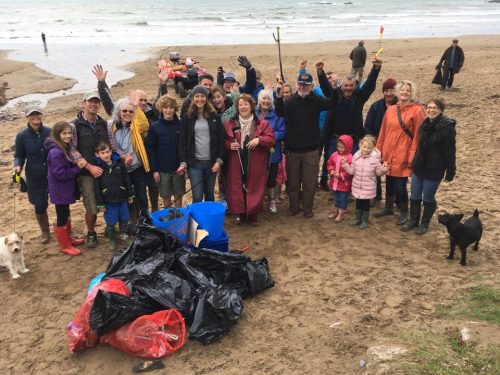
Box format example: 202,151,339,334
198,73,214,83
235,94,256,116
211,85,226,98
187,94,215,119
129,89,147,100
395,80,417,99
112,98,136,127
51,121,73,161
257,89,274,112
428,98,446,111
359,135,377,149
282,83,293,95
95,141,111,153
255,69,262,80
155,94,179,112
341,75,356,88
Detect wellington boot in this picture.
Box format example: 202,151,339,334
397,200,409,226
374,195,395,217
54,226,81,256
350,209,363,226
359,210,370,229
36,213,50,244
416,201,437,235
401,200,421,231
66,219,85,245
106,226,117,251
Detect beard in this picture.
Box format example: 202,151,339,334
297,90,309,98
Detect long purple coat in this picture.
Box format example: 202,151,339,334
45,138,81,205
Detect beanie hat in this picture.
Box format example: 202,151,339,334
382,78,397,92
191,85,209,98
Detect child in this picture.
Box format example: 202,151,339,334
94,142,134,251
342,135,388,229
327,135,353,222
45,121,86,256
146,94,185,208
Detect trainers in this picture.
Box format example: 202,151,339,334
269,201,278,214
86,232,98,248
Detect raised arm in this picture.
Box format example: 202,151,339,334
93,64,114,116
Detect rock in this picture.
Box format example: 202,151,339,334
367,345,408,361
359,359,366,368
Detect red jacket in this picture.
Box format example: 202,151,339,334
327,135,353,192
224,117,275,215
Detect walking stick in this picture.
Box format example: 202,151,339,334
273,27,285,82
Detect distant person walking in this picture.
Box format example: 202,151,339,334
41,32,46,44
436,39,464,90
350,40,367,83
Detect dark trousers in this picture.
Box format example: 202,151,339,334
55,204,70,227
267,162,279,188
35,203,49,215
286,150,319,215
442,68,455,88
129,166,149,212
386,176,408,203
376,176,382,200
356,199,371,211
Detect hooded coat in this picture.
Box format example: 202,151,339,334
327,135,353,192
376,102,426,177
343,149,387,200
224,116,275,215
45,138,81,205
412,114,456,181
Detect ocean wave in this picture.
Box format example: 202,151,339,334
132,21,149,26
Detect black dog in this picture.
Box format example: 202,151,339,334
438,209,483,266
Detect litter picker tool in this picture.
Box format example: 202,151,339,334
232,126,247,193
273,27,285,82
376,25,384,56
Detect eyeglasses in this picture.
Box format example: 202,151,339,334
121,109,134,114
426,106,439,110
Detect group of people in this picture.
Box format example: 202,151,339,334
14,41,458,255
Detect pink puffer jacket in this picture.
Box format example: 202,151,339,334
343,150,387,200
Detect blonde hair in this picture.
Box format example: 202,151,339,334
395,80,417,99
359,135,377,152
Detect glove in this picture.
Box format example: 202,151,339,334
238,56,252,69
444,171,455,182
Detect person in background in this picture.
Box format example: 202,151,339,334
147,95,185,209
178,85,225,202
217,56,257,97
350,40,367,83
14,106,51,244
375,80,426,225
401,98,456,234
256,89,285,214
45,121,86,256
224,94,275,225
364,78,398,206
437,39,464,90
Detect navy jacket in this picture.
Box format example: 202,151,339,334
147,115,182,174
94,154,134,206
364,97,398,137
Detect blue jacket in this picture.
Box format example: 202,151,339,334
146,115,181,174
14,123,51,206
364,97,398,137
256,110,285,163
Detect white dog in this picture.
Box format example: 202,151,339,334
0,232,29,279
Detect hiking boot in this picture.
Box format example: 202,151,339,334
106,226,117,251
359,210,370,229
397,200,409,226
86,232,98,248
416,201,437,235
36,213,50,244
374,195,395,217
401,200,421,232
351,209,363,226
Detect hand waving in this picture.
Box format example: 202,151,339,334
238,56,252,69
92,64,107,82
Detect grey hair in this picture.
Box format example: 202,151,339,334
341,75,356,87
257,89,274,111
112,97,136,124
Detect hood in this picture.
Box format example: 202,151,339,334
44,137,57,151
94,152,121,167
338,134,353,155
435,114,456,131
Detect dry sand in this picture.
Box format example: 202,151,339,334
0,35,499,374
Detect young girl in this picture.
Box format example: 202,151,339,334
45,121,86,255
327,135,353,222
342,135,388,229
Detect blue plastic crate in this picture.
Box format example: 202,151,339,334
198,231,229,252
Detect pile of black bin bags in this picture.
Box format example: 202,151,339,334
88,218,275,345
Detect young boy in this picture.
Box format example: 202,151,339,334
94,142,134,250
146,94,185,208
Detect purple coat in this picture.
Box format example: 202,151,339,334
45,138,81,205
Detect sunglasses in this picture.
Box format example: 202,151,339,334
121,109,134,114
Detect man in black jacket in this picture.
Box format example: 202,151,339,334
437,39,465,90
275,72,339,218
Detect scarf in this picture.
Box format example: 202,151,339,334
238,114,254,149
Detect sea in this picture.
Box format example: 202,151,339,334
1,0,499,108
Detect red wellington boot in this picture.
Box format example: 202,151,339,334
66,219,85,246
54,226,81,256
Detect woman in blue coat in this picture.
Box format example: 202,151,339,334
14,107,51,243
256,89,285,214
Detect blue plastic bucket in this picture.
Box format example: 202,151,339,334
189,201,225,240
150,207,191,244
199,230,229,252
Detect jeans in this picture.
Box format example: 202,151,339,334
188,160,216,203
333,190,348,209
410,173,441,204
386,176,408,202
129,166,149,212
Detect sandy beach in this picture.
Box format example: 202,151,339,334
0,34,499,374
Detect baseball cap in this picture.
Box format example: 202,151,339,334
297,73,313,85
223,72,237,82
25,106,43,116
83,92,101,101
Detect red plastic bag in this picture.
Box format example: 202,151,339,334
67,279,130,353
100,309,186,358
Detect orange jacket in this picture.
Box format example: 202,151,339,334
376,102,425,177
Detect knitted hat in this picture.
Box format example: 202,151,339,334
382,78,397,92
191,85,209,97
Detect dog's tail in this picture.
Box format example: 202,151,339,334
473,209,479,217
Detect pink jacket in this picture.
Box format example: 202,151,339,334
327,135,353,192
343,150,387,200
